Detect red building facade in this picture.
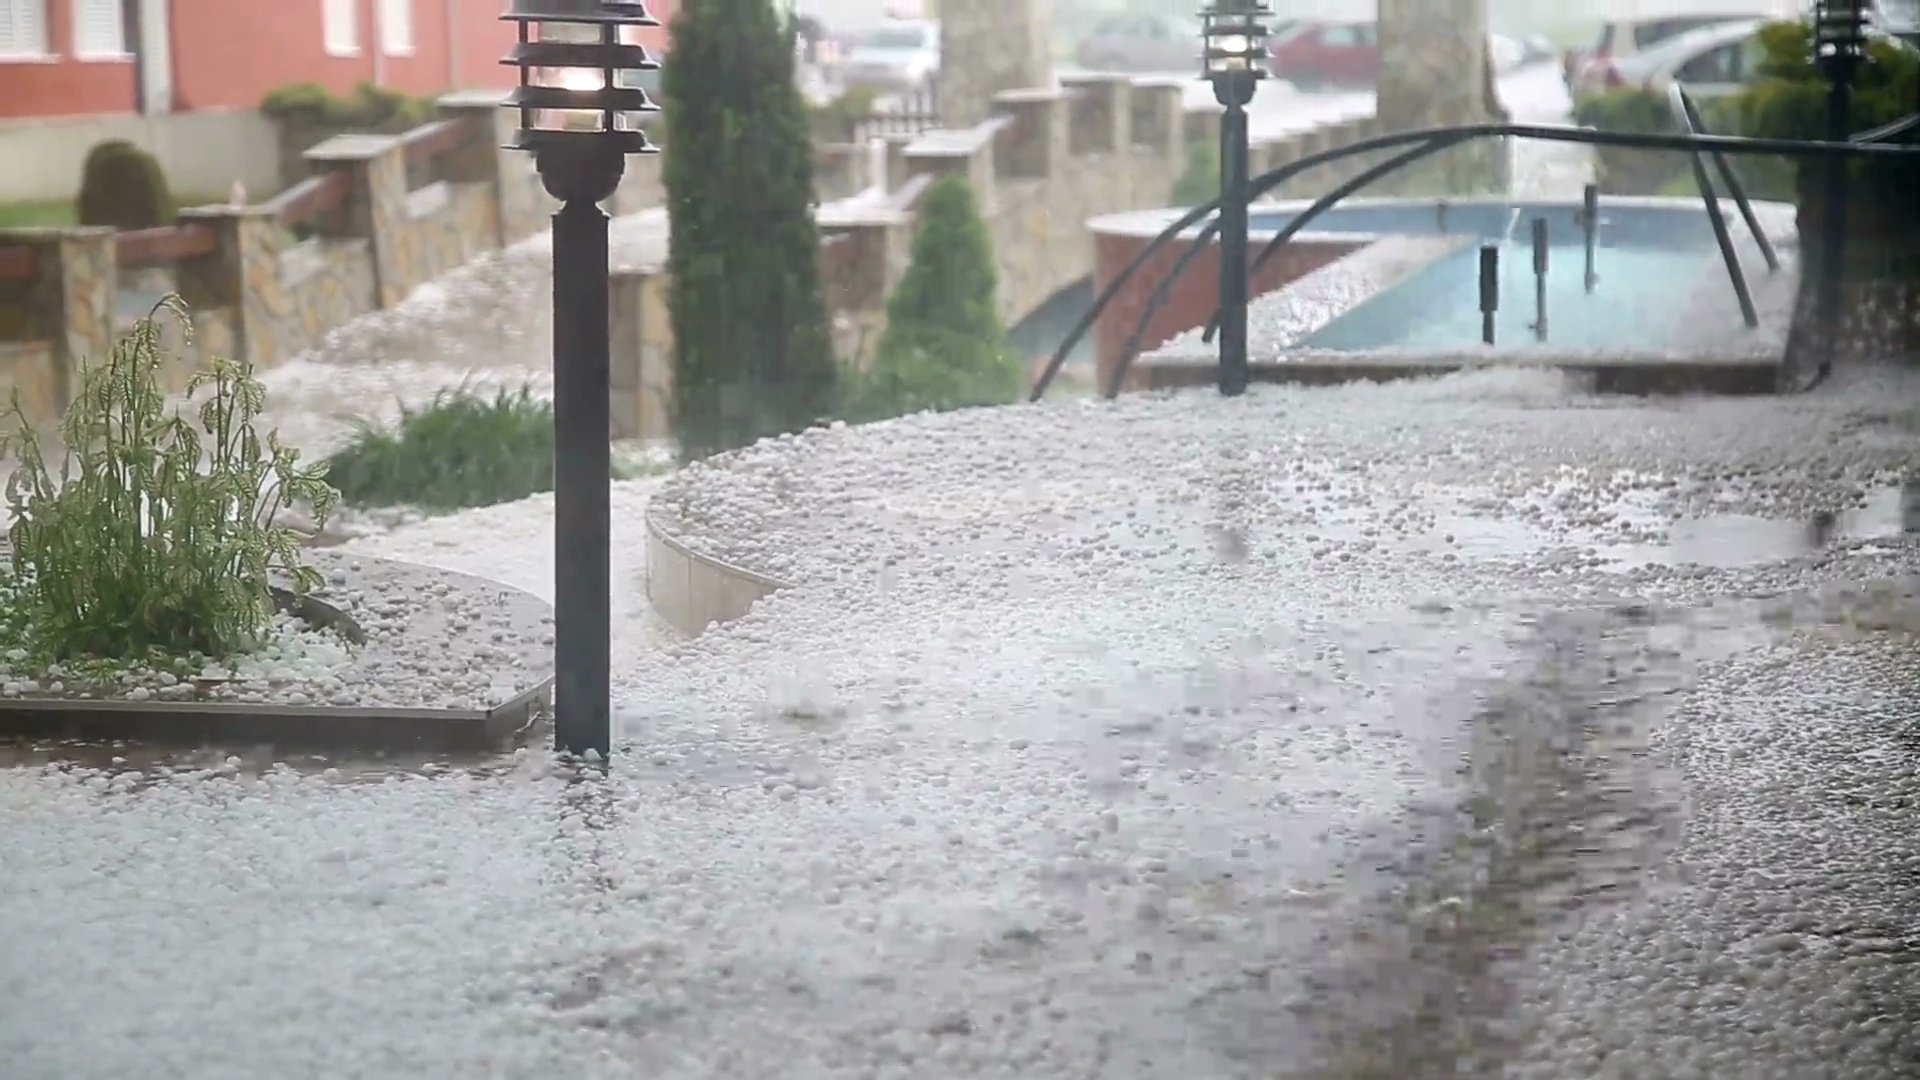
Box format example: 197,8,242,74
0,0,677,120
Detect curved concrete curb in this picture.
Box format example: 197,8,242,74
0,550,553,751
645,504,788,637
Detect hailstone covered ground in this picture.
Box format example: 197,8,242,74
6,362,1920,1079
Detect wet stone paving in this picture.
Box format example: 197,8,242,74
5,365,1920,1078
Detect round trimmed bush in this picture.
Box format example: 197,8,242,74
76,140,175,231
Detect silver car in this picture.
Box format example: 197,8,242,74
1073,13,1203,74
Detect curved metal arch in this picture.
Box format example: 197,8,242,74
1115,135,1477,396
1028,119,1920,402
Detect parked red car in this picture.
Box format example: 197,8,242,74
1266,19,1379,89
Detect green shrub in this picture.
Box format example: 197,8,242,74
807,86,881,143
1734,19,1920,199
665,0,839,460
1571,88,1690,195
0,297,335,662
1172,138,1219,207
75,140,175,231
322,383,556,512
261,81,435,131
842,174,1024,423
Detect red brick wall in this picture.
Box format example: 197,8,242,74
0,0,678,121
0,2,137,119
1091,228,1365,390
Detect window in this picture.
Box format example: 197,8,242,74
1675,42,1739,84
72,0,126,58
1,0,50,59
377,0,412,56
1636,17,1732,51
322,0,357,57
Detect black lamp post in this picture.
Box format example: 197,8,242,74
502,0,661,759
1201,0,1268,398
1813,0,1868,352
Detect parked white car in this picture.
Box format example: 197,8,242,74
1611,16,1920,100
1567,9,1768,96
841,19,940,94
1611,19,1769,100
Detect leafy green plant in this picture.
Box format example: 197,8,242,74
75,140,175,231
842,174,1024,423
664,0,839,460
0,298,336,662
1171,138,1219,207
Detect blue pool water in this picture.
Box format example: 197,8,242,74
1224,199,1760,354
1300,243,1712,352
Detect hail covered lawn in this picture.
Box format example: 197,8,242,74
5,364,1920,1079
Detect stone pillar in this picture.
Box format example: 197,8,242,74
1058,74,1130,157
174,207,285,368
990,89,1068,180
0,228,115,422
305,133,411,308
1376,0,1500,195
1128,80,1186,157
1377,0,1487,130
437,93,522,247
609,267,672,441
939,0,1053,128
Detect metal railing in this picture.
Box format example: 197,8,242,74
852,79,941,144
1028,118,1920,401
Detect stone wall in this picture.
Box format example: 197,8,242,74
0,91,660,433
605,79,1419,440
939,0,1054,128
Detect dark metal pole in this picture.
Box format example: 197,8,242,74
1819,60,1856,353
540,143,623,760
1479,245,1499,346
1675,89,1781,272
1580,183,1599,293
1531,218,1549,342
1218,99,1252,396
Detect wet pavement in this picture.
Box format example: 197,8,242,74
6,362,1920,1078
5,61,1917,1080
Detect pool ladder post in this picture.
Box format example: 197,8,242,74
1530,217,1549,343
1577,183,1599,293
1478,244,1499,346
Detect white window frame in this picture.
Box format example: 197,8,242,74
72,0,129,61
322,0,359,58
376,0,413,57
0,0,53,61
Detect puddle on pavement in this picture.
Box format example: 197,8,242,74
1417,481,1919,571
1611,481,1920,569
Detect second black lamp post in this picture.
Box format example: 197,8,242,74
502,0,662,759
1812,0,1869,351
1201,0,1269,398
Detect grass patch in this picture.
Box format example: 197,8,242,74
323,383,666,514
0,192,239,230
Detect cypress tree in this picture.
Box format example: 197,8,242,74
663,0,837,460
844,173,1024,422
